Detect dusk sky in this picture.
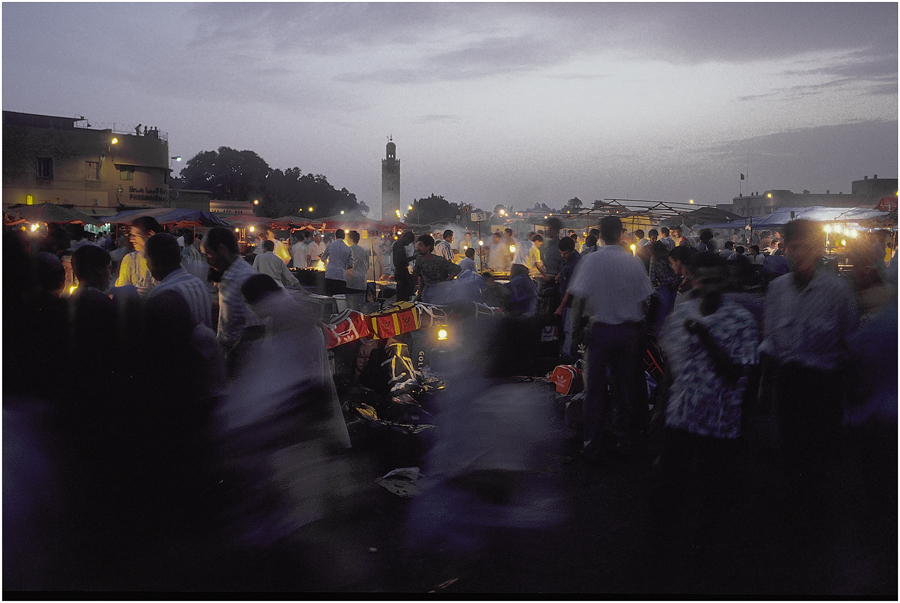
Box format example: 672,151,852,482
3,3,897,216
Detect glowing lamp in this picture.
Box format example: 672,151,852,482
824,224,832,234
111,137,118,144
478,240,484,246
767,193,772,198
437,328,448,341
253,199,259,205
249,226,255,232
69,285,77,295
509,245,516,253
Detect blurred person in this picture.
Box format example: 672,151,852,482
290,230,310,269
671,226,690,248
434,229,454,261
40,225,72,258
649,241,679,333
634,229,648,248
140,287,226,538
536,218,564,315
655,252,759,549
253,239,300,288
635,229,652,271
263,227,291,264
320,229,354,295
146,232,213,329
748,244,765,265
406,317,562,559
487,231,509,272
345,230,369,295
181,229,210,286
365,235,386,287
580,228,600,255
772,240,786,256
460,232,476,255
758,219,859,540
541,218,564,277
669,245,698,305
413,234,461,304
569,216,654,462
719,240,736,260
202,226,266,375
510,233,546,279
696,229,716,253
659,226,676,252
305,230,326,268
458,246,477,273
581,233,599,255
554,236,582,356
392,231,416,302
216,274,353,551
647,229,659,244
116,216,161,295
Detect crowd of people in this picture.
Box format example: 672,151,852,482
3,212,897,591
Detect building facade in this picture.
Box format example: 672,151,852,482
721,176,898,218
2,111,172,215
381,138,400,222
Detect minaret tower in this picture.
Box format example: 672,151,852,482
381,137,400,222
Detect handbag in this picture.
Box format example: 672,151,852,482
323,309,371,349
367,301,420,339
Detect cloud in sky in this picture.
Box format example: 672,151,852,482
2,3,896,212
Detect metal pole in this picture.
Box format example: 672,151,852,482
477,220,483,271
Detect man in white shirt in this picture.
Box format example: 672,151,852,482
290,231,310,269
568,215,654,462
305,231,327,268
253,240,300,287
345,230,369,295
320,229,354,295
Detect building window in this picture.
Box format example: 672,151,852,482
86,161,99,180
36,157,53,179
120,167,135,181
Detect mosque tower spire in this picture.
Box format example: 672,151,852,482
382,137,400,222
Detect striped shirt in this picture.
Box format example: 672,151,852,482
216,257,265,350
148,267,213,329
434,239,454,261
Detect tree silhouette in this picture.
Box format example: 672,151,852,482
176,147,365,218
179,147,269,202
408,194,464,225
